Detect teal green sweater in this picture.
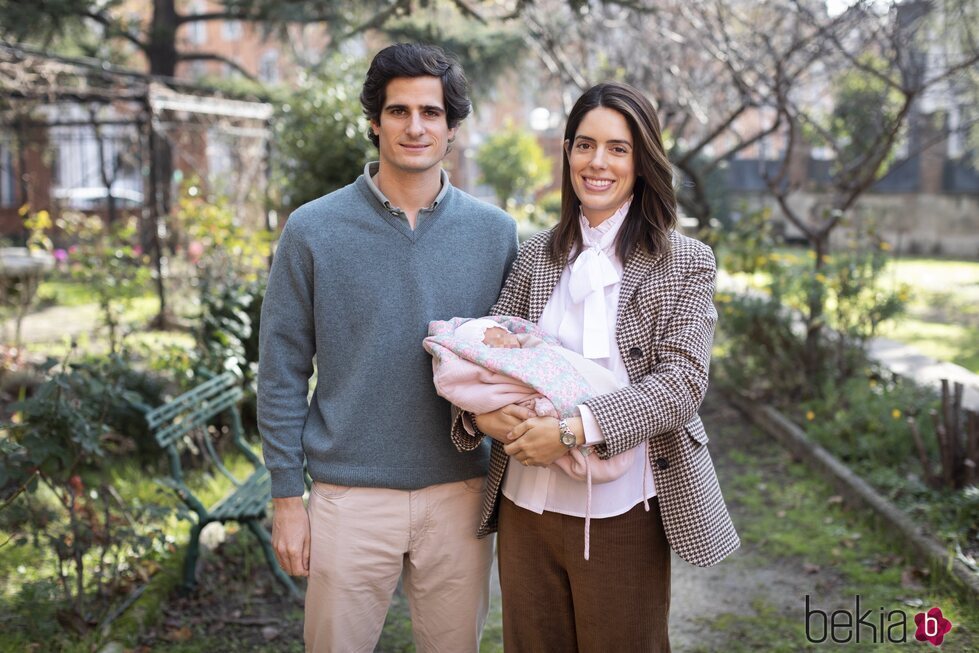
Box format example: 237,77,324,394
258,171,518,498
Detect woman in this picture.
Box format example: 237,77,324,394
451,81,740,652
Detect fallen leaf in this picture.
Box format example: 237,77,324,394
166,626,193,642
803,563,821,574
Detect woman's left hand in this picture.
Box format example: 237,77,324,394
503,416,572,467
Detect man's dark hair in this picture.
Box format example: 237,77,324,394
360,43,471,148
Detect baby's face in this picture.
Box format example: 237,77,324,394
482,327,521,349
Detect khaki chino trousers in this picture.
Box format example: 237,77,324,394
304,477,494,653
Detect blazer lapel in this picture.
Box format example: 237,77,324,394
528,243,564,323
615,246,658,326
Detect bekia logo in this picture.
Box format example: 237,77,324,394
805,595,954,646
914,607,953,647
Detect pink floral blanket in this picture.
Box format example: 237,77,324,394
424,316,635,483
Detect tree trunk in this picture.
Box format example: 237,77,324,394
147,0,179,77
675,160,713,232
804,231,828,382
144,0,178,328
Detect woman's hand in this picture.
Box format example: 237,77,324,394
473,404,536,443
504,416,583,467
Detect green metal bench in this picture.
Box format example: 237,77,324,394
144,372,300,599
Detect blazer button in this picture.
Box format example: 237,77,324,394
628,346,643,360
655,457,669,470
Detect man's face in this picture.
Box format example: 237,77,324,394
372,76,457,176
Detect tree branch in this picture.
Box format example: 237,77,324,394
178,52,257,81
82,11,148,53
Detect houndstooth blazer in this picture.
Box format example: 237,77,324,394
451,228,740,567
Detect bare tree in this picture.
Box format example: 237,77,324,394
763,0,979,375
517,0,853,231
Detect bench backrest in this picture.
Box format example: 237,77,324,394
145,372,261,488
146,372,243,449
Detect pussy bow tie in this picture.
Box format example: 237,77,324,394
568,233,620,359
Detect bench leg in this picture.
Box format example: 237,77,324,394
246,520,302,600
181,521,205,595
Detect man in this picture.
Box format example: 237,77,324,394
257,43,518,652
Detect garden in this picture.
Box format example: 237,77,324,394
3,195,978,652
2,0,979,651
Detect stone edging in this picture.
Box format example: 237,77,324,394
725,392,979,601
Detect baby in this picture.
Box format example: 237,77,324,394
427,317,638,485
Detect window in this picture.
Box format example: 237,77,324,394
258,50,279,84
186,1,207,45
187,60,207,80
222,20,243,41
0,142,15,208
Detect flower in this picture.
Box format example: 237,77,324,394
806,410,816,421
891,408,902,420
133,245,143,257
879,241,893,251
914,607,952,646
188,240,205,264
53,248,68,262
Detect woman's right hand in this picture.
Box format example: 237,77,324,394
474,404,537,443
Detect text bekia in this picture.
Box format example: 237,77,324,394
804,595,907,644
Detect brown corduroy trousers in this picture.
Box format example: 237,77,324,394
498,496,672,653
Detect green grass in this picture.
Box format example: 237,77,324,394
0,448,269,652
719,250,979,372
35,279,101,308
878,256,979,372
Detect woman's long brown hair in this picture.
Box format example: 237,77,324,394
549,82,678,265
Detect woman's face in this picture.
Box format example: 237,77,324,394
566,106,637,227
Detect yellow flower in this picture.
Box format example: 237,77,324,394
815,273,828,284
891,408,902,419
868,379,878,388
806,410,816,421
879,241,893,251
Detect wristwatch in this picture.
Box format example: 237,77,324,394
558,418,577,449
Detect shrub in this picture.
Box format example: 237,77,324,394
0,357,172,633
795,371,978,556
714,292,813,402
718,209,909,387
476,122,553,208
56,212,152,353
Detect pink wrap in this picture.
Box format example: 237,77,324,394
424,316,635,483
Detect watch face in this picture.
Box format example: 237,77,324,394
561,428,576,447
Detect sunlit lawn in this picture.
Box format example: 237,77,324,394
20,277,198,361
877,257,979,372
719,249,979,373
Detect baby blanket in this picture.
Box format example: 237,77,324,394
423,316,634,484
